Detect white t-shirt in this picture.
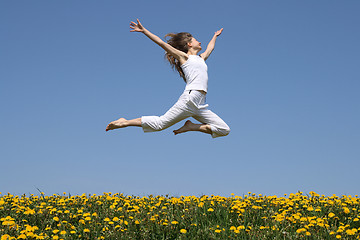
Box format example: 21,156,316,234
181,55,208,93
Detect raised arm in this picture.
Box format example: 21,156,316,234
200,28,223,61
130,19,188,64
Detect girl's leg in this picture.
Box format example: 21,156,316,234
106,118,141,131
106,92,191,132
141,105,190,132
173,91,213,135
141,93,191,133
173,120,212,135
174,109,230,138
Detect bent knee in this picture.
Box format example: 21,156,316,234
220,126,231,136
212,125,230,138
224,126,231,136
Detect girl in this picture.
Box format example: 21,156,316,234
106,19,230,138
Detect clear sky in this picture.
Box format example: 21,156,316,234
1,0,359,197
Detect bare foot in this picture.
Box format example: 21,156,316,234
173,120,195,135
106,118,128,131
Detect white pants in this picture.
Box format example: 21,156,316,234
141,90,230,138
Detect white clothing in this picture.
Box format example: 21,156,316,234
181,55,208,93
141,90,230,138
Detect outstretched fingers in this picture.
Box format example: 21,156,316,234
130,21,136,32
129,19,144,32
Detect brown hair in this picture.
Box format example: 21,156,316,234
164,32,193,82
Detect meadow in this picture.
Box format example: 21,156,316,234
1,191,359,239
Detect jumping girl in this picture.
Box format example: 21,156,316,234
106,19,230,138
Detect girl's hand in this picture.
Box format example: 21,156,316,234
214,28,223,37
130,19,145,33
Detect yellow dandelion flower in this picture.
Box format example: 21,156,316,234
207,208,214,212
275,214,285,222
135,220,140,224
215,229,221,233
180,229,187,234
1,235,11,240
296,228,306,233
17,234,26,239
171,221,178,225
1,234,11,240
318,222,325,227
23,208,35,215
328,212,335,218
53,217,59,222
83,229,90,233
2,220,15,226
336,235,341,239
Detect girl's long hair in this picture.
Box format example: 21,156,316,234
164,32,193,82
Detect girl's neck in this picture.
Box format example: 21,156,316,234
187,49,200,55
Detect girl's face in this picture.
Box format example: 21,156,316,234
189,37,202,50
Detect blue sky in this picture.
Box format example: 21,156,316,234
1,0,359,197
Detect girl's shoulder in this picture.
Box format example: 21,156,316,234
179,54,190,66
181,55,205,68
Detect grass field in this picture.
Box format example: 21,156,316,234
1,191,359,239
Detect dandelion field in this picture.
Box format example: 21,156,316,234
1,192,360,239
